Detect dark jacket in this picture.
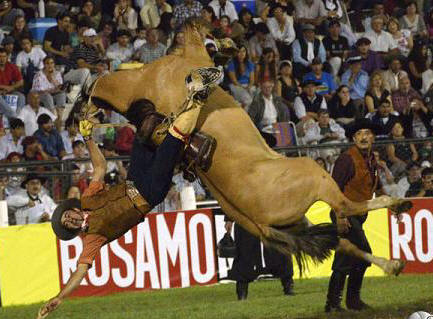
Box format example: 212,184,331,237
248,94,290,130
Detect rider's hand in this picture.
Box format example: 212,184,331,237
79,120,94,139
37,297,62,319
337,217,351,234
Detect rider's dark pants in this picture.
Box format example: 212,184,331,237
127,133,184,208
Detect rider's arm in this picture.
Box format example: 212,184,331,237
80,120,107,183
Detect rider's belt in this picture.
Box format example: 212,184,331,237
126,180,150,214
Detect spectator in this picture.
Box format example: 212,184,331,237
303,58,336,100
276,60,299,112
33,114,66,159
366,97,399,138
0,47,24,118
407,40,429,91
66,185,81,200
227,44,256,109
69,28,104,75
78,0,102,30
32,56,67,114
373,149,398,196
321,0,343,20
43,12,72,66
421,62,433,95
248,22,279,63
98,21,116,50
157,12,176,48
114,0,138,35
341,56,369,109
5,151,24,195
17,91,56,136
382,55,408,92
263,5,295,59
328,85,358,127
209,0,238,21
293,79,327,123
427,7,433,39
348,37,384,75
363,15,398,55
217,15,232,37
9,15,32,53
304,109,346,145
115,124,135,155
387,18,413,58
106,30,134,64
6,173,56,225
140,0,172,29
21,135,51,161
166,30,184,55
60,117,84,155
201,6,217,26
0,118,24,160
173,0,203,27
62,140,93,176
2,36,16,63
392,76,431,137
292,24,326,79
416,167,433,197
248,80,290,145
362,0,389,33
238,7,255,40
0,0,24,29
322,19,349,78
137,28,167,63
100,138,127,181
397,161,422,197
255,47,277,85
386,121,418,178
16,36,46,72
15,0,38,20
398,0,427,38
364,70,392,113
294,0,327,28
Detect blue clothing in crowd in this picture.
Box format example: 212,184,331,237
341,70,369,100
227,60,255,85
33,128,65,158
303,72,337,95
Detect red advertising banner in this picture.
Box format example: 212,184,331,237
389,198,433,273
56,209,217,297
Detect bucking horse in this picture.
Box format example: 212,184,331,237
68,19,412,275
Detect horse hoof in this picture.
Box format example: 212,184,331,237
385,259,406,276
391,200,413,213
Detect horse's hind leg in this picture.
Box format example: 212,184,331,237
337,239,405,276
316,174,412,218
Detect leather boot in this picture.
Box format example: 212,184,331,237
325,271,346,313
346,267,371,311
281,277,295,296
236,281,249,301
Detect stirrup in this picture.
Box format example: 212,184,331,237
185,67,223,100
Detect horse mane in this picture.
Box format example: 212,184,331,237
182,18,213,64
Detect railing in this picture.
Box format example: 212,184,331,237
1,137,431,203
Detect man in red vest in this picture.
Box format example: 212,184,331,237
325,118,382,313
37,67,222,319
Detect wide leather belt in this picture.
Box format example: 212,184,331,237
125,180,150,214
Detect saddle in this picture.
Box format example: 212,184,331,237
139,105,216,182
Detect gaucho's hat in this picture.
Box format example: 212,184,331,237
345,118,381,139
51,198,82,240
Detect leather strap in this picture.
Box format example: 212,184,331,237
125,181,151,214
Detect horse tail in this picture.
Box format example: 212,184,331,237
261,223,339,276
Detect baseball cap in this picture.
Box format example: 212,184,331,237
83,28,97,37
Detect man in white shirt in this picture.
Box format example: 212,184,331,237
382,56,408,92
304,109,345,144
294,80,327,122
6,173,57,225
295,0,328,27
209,0,238,22
265,5,295,59
0,118,25,160
15,36,46,71
140,0,172,29
363,15,398,55
17,91,56,136
106,30,134,64
60,117,84,155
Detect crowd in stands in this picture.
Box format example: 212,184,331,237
0,0,432,225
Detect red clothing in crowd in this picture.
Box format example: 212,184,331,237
0,62,22,86
115,126,135,155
